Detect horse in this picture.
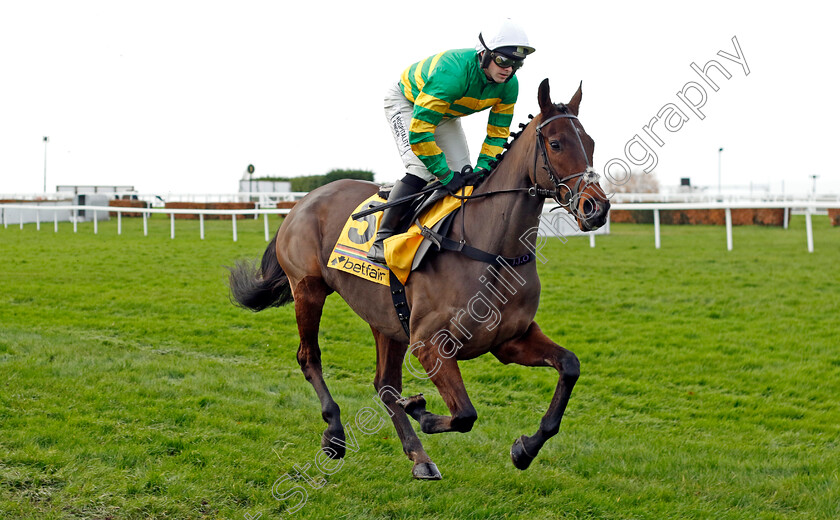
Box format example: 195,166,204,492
229,79,610,480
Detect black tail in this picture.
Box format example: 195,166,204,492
228,234,294,311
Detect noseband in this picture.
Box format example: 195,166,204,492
534,111,601,210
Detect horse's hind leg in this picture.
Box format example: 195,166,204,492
293,276,346,458
370,328,441,480
492,321,580,470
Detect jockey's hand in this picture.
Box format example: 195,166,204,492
443,169,467,194
464,166,484,186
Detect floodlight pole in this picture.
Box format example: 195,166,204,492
43,136,49,193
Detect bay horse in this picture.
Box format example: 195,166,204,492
229,79,610,480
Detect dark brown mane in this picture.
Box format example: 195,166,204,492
481,112,536,174
482,102,569,175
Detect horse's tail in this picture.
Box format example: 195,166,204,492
228,233,294,311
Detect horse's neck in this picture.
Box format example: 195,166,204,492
460,131,544,257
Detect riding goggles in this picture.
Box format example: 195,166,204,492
492,52,525,70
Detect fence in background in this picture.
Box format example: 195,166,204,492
1,204,292,242
5,191,838,205
2,201,838,253
1,192,307,205
606,201,839,253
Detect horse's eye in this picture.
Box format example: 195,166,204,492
550,140,562,150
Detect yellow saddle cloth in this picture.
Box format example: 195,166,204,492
327,187,473,286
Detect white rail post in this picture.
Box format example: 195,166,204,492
783,207,789,229
264,213,269,242
2,207,5,228
232,213,238,242
725,208,733,251
36,209,40,231
93,210,98,234
653,209,661,249
143,211,148,236
805,207,814,253
19,212,23,229
117,211,122,235
54,211,58,232
73,209,78,233
170,213,175,239
589,233,596,248
200,213,205,240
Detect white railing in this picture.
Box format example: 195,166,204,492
6,190,837,204
2,201,838,253
0,193,73,202
607,192,840,203
0,192,309,206
5,190,838,205
0,204,292,242
126,192,308,206
605,201,840,253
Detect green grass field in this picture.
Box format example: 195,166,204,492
1,214,838,520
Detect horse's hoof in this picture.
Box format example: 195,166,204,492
412,462,442,480
321,429,346,459
396,393,426,415
510,435,535,470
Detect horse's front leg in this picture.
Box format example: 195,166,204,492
492,321,580,470
400,343,478,434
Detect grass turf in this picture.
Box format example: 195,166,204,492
1,214,838,519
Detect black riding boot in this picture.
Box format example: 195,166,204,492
367,176,425,264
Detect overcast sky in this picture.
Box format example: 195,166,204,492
1,1,837,196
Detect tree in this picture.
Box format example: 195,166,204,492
323,169,374,183
606,170,660,193
289,175,326,192
253,169,376,192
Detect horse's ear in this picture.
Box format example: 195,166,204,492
538,78,552,115
568,81,583,116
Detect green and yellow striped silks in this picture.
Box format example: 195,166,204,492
398,48,519,179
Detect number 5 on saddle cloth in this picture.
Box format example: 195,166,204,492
327,185,473,287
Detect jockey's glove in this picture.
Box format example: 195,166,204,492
443,165,474,194
465,167,484,186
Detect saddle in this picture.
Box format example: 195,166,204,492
333,180,534,337
377,184,454,235
327,186,472,288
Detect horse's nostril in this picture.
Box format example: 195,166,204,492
582,199,597,218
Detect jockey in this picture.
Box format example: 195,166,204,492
367,18,535,264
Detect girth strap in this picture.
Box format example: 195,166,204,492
389,271,411,337
387,223,534,338
418,224,535,267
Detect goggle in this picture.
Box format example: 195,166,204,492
492,52,524,70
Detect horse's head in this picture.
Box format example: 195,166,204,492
533,79,610,231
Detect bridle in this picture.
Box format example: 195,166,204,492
533,109,603,213
389,105,607,306
452,107,603,217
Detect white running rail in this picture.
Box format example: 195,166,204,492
2,201,838,253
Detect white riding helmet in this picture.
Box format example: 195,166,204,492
476,18,536,61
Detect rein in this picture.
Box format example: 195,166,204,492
451,109,601,210
428,110,599,268
389,109,601,337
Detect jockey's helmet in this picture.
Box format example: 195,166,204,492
476,18,536,70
